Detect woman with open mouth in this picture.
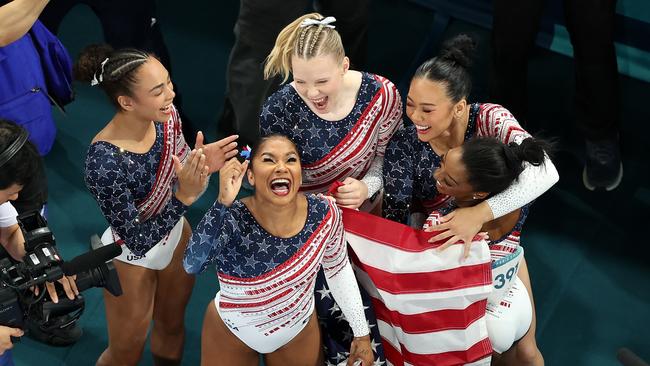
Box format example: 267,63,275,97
78,44,238,366
382,34,559,249
260,13,402,213
422,136,553,365
184,134,373,366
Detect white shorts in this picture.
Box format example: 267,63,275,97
214,292,313,354
100,217,185,270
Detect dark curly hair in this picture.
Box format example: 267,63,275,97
0,120,40,190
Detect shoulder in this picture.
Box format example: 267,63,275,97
0,202,18,228
265,84,296,106
366,73,399,95
307,194,339,221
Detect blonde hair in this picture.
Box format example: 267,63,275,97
264,13,345,83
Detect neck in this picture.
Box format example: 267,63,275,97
428,106,470,153
248,194,305,237
112,111,152,140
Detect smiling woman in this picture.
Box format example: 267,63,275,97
74,44,237,366
184,134,373,366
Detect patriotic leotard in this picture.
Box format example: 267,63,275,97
183,195,369,353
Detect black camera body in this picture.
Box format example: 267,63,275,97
0,211,122,330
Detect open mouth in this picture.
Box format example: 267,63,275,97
310,96,328,111
270,178,291,196
160,103,172,114
414,123,431,134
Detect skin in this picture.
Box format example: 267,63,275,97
0,0,49,46
290,54,369,209
209,136,373,366
91,57,235,365
406,77,494,256
427,146,544,366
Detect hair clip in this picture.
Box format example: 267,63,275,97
239,145,251,160
300,16,336,29
90,58,109,86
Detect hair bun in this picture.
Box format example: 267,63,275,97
73,44,114,82
439,34,476,69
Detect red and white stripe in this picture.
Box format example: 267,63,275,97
342,208,493,365
218,202,347,336
137,104,189,221
476,103,530,144
301,75,402,193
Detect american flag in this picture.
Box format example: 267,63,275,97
342,208,493,366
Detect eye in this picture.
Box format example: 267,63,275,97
287,156,298,163
316,80,328,85
262,157,274,163
295,80,305,84
406,102,414,108
423,109,433,114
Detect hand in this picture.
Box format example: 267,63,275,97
195,132,238,174
45,275,78,303
0,326,23,355
427,203,493,260
218,158,249,207
333,177,368,209
173,148,209,206
348,334,374,366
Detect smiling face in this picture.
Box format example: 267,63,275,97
118,57,176,122
406,77,466,142
291,54,348,114
247,136,302,205
433,146,486,202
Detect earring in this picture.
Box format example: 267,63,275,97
472,194,479,200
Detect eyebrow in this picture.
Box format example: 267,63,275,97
441,154,459,185
149,74,170,93
406,96,435,106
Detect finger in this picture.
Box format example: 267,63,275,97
46,282,58,303
10,328,24,337
429,221,450,231
216,134,239,148
70,275,79,295
435,235,460,250
195,131,204,149
430,229,453,242
224,148,239,160
222,141,238,153
462,240,472,260
60,277,75,300
440,211,456,223
171,155,183,175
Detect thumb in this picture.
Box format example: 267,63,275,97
195,131,204,149
341,176,355,185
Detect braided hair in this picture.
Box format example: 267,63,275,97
74,44,152,109
264,13,345,83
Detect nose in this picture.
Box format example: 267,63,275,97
275,161,288,172
166,83,175,100
9,193,19,201
306,86,319,99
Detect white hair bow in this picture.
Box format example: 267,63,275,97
300,16,336,29
90,58,110,86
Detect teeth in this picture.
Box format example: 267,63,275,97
311,97,326,103
414,124,430,130
272,179,289,184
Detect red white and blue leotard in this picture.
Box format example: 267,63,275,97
183,195,369,353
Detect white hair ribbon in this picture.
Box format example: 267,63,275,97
90,58,110,86
300,16,336,29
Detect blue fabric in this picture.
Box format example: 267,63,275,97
0,350,15,366
84,122,187,256
0,29,56,155
382,103,480,224
259,72,379,164
28,20,74,107
184,195,328,277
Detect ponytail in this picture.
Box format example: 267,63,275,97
461,137,554,196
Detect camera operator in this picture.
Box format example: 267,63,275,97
0,119,77,358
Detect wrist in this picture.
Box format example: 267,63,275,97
217,194,233,207
475,201,494,222
174,191,194,206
